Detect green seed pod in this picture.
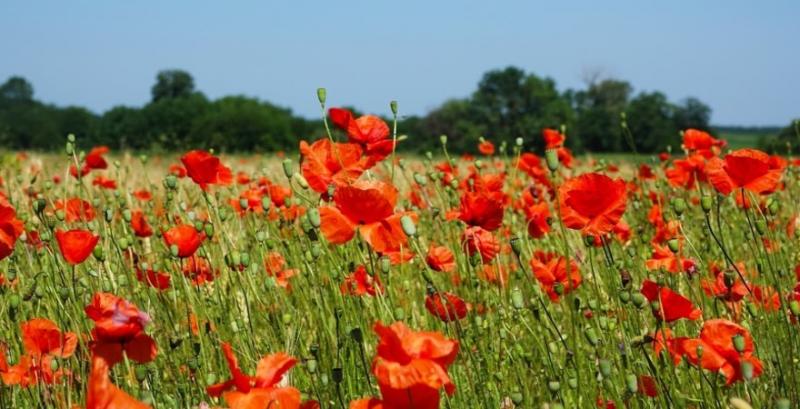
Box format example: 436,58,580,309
33,198,46,213
310,242,321,259
308,208,321,228
695,344,704,359
732,334,746,353
282,159,294,179
768,199,780,215
135,366,148,382
741,361,754,381
203,223,214,238
547,380,560,392
631,293,647,309
8,294,20,309
619,290,631,304
413,173,428,186
261,197,272,212
625,374,638,394
170,244,180,258
50,358,59,372
755,219,767,235
671,198,687,215
568,378,577,389
545,149,559,172
667,238,680,253
701,196,713,212
789,300,800,316
118,237,129,250
239,198,249,210
400,215,416,237
165,175,178,190
511,287,525,309
509,236,522,256
65,141,74,155
380,256,391,274
439,135,448,145
390,100,398,115
294,173,309,189
55,209,66,221
515,137,524,147
93,246,105,261
121,209,132,222
510,390,523,405
599,359,612,377
307,359,317,374
316,88,327,105
584,327,599,346
393,307,405,321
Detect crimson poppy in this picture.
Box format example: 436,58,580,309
87,342,151,409
558,173,627,236
461,226,500,262
478,140,495,156
163,225,206,258
426,245,456,273
425,292,468,322
530,251,581,301
85,292,157,364
54,198,95,222
329,107,393,164
706,148,785,195
680,319,763,385
341,265,384,296
299,138,368,194
130,209,153,238
0,200,24,261
640,280,701,322
55,229,99,265
181,150,233,189
456,190,505,231
524,201,551,238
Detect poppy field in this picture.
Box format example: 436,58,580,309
1,97,799,409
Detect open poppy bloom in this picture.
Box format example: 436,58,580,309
85,292,157,364
425,292,468,322
543,128,565,149
70,146,110,178
645,244,696,274
368,321,459,409
341,265,384,296
55,229,99,265
640,280,701,323
0,200,24,261
461,226,500,263
136,266,171,290
183,255,218,285
299,138,368,194
705,148,785,196
478,140,495,156
558,173,627,236
529,251,581,301
1,318,77,387
163,224,206,258
701,263,749,303
680,319,763,385
92,176,117,190
87,342,151,409
264,251,298,289
319,180,413,254
456,190,505,231
329,107,394,165
206,342,301,409
130,209,153,238
665,154,707,189
426,245,456,273
54,198,95,222
524,201,551,238
181,150,233,190
682,129,725,158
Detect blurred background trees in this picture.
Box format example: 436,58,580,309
0,66,787,154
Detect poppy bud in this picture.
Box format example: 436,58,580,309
439,135,448,145
33,198,46,213
701,196,713,212
282,159,294,179
511,287,525,309
510,236,522,256
474,159,483,169
553,282,564,296
93,246,105,261
390,100,398,115
393,307,405,320
164,175,178,190
169,244,179,258
380,256,391,274
732,334,746,353
307,359,318,374
631,293,647,309
545,149,559,172
510,390,523,404
625,374,638,394
326,184,336,200
55,209,66,221
695,344,704,359
65,141,74,155
135,366,148,382
619,290,631,304
515,137,524,147
584,235,595,247
789,300,800,316
584,327,599,346
671,198,687,215
547,381,560,392
350,327,363,343
741,361,754,381
667,238,680,253
599,359,612,377
413,173,428,186
294,173,309,189
316,87,326,105
755,219,767,235
400,215,416,237
768,198,780,215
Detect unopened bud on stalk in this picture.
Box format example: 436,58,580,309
741,361,754,381
631,293,647,309
122,209,132,222
732,334,746,353
625,374,638,394
511,287,524,309
599,359,612,377
308,208,321,228
667,238,680,253
282,159,294,179
515,137,524,147
293,173,309,189
390,100,398,115
701,196,713,212
671,198,687,215
316,88,326,106
547,381,560,392
510,236,522,256
545,149,559,172
413,173,427,186
584,326,599,346
400,215,416,237
33,198,46,213
755,219,767,235
380,256,391,274
789,300,800,316
768,198,780,215
93,246,105,261
164,175,178,190
170,244,179,258
439,135,448,145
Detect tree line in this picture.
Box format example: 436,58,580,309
0,66,795,154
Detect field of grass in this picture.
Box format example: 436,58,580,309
0,125,798,409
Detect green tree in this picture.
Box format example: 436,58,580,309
674,97,712,131
151,70,196,102
0,76,34,101
572,79,632,152
189,96,295,151
625,91,679,152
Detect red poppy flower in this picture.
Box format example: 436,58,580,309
85,146,110,169
426,245,456,273
645,244,696,274
461,226,500,262
638,164,656,180
637,375,658,398
264,251,298,289
92,176,117,190
478,140,495,156
133,189,152,201
701,263,748,303
456,190,505,231
181,150,233,190
319,180,413,253
652,328,688,365
299,138,367,194
524,201,551,238
136,267,171,290
640,280,701,322
206,342,301,409
425,292,468,322
680,319,763,385
371,321,459,409
751,285,780,311
183,256,217,285
329,107,393,164
54,198,95,222
558,173,627,236
87,342,151,409
55,229,99,265
682,129,724,158
85,293,157,364
0,201,24,261
530,251,581,301
0,318,78,387
543,128,565,149
163,225,205,258
130,209,153,237
169,163,187,178
706,149,785,195
665,154,707,189
341,265,384,296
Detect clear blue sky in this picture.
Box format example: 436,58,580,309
1,1,797,126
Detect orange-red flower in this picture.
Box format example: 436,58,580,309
706,149,784,195
426,245,456,273
529,251,581,301
86,342,151,409
181,150,233,190
341,265,384,296
1,318,77,387
130,209,153,238
300,138,368,194
645,244,696,274
478,140,495,156
85,292,157,364
163,224,205,258
461,226,499,262
425,292,468,322
665,154,707,189
319,180,413,253
92,176,117,190
680,319,763,385
640,280,701,322
54,198,95,222
543,128,565,149
369,321,459,409
558,173,627,236
524,201,551,238
682,129,724,158
207,342,301,409
329,107,393,164
55,229,99,265
456,190,505,231
0,200,24,261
